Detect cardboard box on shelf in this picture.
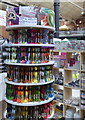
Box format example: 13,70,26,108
0,26,9,39
0,9,9,39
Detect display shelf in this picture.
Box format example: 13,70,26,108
6,25,55,31
80,107,85,110
80,70,85,72
53,67,64,70
52,49,85,119
4,61,54,66
64,103,79,109
81,89,85,91
53,50,85,53
53,84,63,87
59,33,85,38
6,43,55,47
5,11,55,119
64,85,80,90
4,96,54,106
5,79,54,86
54,100,63,104
64,68,80,71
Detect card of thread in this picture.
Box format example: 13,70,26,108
6,102,54,119
5,47,50,64
7,65,53,83
9,29,54,44
6,84,54,103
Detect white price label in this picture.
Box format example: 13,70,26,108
19,17,37,25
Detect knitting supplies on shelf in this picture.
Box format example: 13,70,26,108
81,91,85,109
6,65,53,84
54,104,63,119
5,46,52,64
6,101,54,119
9,29,54,44
54,89,63,103
54,71,64,85
6,83,54,103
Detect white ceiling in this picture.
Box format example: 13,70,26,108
0,0,85,21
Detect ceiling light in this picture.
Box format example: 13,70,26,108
79,21,82,24
81,9,85,15
77,27,79,30
77,24,79,26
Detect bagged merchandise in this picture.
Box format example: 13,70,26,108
60,52,66,68
53,38,61,50
61,38,70,50
81,91,85,109
54,71,64,85
6,6,54,27
74,111,81,120
68,40,85,50
81,73,85,90
54,105,63,119
53,52,66,68
54,38,85,51
53,55,61,67
65,108,75,119
82,64,85,70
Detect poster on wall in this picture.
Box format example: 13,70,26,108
0,10,6,26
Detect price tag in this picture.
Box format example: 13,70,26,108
19,17,37,25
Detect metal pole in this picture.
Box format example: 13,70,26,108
54,0,60,38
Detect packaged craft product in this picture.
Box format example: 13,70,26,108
53,38,61,50
6,6,54,27
61,38,70,50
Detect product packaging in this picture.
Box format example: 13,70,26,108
6,6,54,27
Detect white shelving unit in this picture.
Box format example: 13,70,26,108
5,96,54,106
5,43,55,47
4,25,55,119
6,25,55,31
52,50,85,119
